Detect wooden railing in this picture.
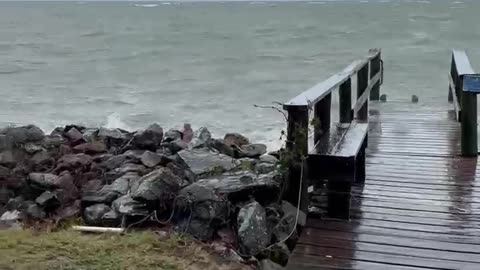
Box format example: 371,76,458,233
448,49,479,156
282,48,382,211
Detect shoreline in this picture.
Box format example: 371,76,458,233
0,123,301,269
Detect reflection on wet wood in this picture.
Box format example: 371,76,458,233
288,101,480,270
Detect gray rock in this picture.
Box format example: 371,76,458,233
131,168,181,209
237,201,269,255
81,179,104,192
55,154,93,171
177,148,240,176
54,203,81,223
104,163,147,183
112,194,148,216
107,172,140,195
0,210,22,229
36,191,60,210
65,127,84,145
5,196,24,211
380,94,387,102
28,173,58,188
178,183,229,221
25,203,46,219
123,150,145,161
84,204,111,225
4,125,45,144
224,133,250,147
43,135,65,149
259,259,284,270
256,163,277,174
163,139,188,155
163,129,182,142
260,155,278,164
209,138,236,157
0,149,25,167
0,134,13,151
30,150,51,165
194,171,280,204
189,127,211,149
0,187,12,205
102,209,121,226
82,190,119,205
82,128,99,142
98,127,129,148
23,143,44,154
140,151,171,168
131,124,163,150
102,154,128,170
281,200,306,227
240,144,267,158
73,142,107,154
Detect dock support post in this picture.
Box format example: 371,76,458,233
284,106,309,213
461,89,478,157
369,50,382,101
339,78,352,123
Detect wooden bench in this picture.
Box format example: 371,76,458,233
282,49,382,219
308,121,368,219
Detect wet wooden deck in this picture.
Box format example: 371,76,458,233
287,100,480,270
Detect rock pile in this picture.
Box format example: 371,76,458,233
0,124,304,267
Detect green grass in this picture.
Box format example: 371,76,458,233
0,228,231,270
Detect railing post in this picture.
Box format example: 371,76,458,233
461,76,478,157
314,93,331,143
357,64,369,121
284,106,309,213
369,50,382,100
339,78,352,123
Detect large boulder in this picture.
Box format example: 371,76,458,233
0,210,22,229
166,162,196,186
178,183,229,222
271,201,306,250
3,125,45,144
82,172,138,205
101,154,128,170
28,173,58,188
175,218,215,241
194,171,280,204
104,163,147,183
130,124,163,150
260,155,278,164
84,204,111,225
140,151,171,168
131,168,181,210
65,127,84,145
73,142,107,154
163,129,182,143
25,203,46,220
224,133,249,148
240,144,267,158
188,127,211,149
176,148,240,177
97,127,129,148
36,191,60,211
237,201,269,256
112,194,148,216
55,154,93,172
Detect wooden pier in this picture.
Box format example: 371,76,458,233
283,49,480,269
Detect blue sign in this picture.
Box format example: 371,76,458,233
463,75,480,93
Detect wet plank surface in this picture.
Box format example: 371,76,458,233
288,101,480,270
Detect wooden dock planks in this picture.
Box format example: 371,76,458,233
288,101,480,270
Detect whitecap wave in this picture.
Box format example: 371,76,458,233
134,4,159,8
105,112,131,131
